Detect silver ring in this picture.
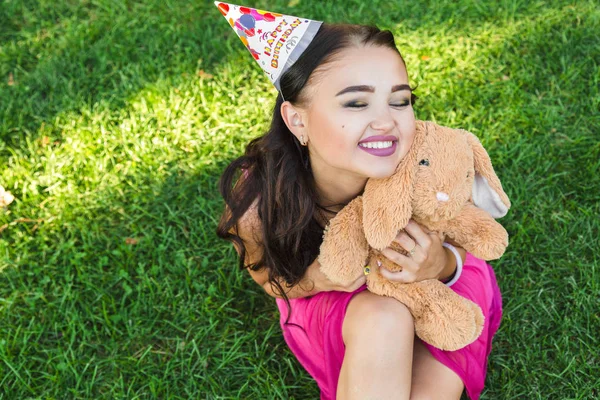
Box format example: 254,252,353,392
409,243,417,257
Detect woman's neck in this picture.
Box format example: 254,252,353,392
312,167,367,212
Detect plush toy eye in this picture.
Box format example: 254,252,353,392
419,159,430,166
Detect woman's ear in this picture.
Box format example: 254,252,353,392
463,131,511,218
280,101,307,141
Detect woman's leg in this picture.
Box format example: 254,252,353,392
337,291,415,400
337,291,464,400
410,339,464,399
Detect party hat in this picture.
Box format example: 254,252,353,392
215,2,322,91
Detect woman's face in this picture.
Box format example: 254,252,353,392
300,45,416,181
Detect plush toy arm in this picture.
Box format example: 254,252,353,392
362,120,428,250
318,196,369,286
444,204,509,260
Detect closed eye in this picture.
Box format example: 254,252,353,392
342,92,418,109
344,101,411,109
344,101,367,108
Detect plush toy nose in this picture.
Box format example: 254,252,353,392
436,192,450,202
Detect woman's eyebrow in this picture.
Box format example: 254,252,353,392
336,84,412,96
391,84,412,93
335,85,374,96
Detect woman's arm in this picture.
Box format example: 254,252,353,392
233,199,325,299
247,249,365,299
260,259,322,299
262,257,366,298
244,257,320,299
237,204,365,298
438,239,466,282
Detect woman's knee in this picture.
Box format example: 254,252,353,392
342,291,415,345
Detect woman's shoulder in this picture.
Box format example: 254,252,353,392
230,168,261,237
238,197,261,239
235,197,270,286
231,194,264,259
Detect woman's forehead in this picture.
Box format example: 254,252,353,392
315,46,409,93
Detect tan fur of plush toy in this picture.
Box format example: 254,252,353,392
318,120,511,351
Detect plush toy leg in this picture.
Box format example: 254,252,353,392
318,196,369,286
446,204,509,260
467,296,485,339
366,271,484,351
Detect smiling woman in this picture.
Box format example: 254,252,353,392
216,4,502,399
281,45,418,192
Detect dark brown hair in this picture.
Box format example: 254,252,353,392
216,23,417,318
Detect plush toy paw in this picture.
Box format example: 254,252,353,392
448,204,509,261
414,294,484,351
462,222,508,260
366,274,484,351
480,224,508,260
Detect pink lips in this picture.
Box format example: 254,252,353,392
359,141,398,157
358,135,398,157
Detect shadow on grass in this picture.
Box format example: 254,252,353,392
0,161,315,396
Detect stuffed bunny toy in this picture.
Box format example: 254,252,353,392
318,120,511,351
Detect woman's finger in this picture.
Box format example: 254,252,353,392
387,231,426,263
351,279,366,291
380,248,417,270
355,273,366,285
379,265,416,283
345,274,366,291
393,230,417,253
404,219,433,250
379,265,403,281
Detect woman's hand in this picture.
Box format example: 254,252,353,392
307,258,367,293
378,219,448,283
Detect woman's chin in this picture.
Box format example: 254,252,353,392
363,166,397,180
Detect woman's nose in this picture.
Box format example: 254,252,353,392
369,109,395,131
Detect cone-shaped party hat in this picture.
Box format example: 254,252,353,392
215,2,322,91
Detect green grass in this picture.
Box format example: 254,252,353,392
0,0,598,398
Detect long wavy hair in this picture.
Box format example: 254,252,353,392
216,23,418,319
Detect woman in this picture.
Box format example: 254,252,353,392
217,21,502,400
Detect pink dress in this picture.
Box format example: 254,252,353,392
275,252,503,400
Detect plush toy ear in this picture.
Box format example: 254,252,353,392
463,131,511,218
362,120,428,249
